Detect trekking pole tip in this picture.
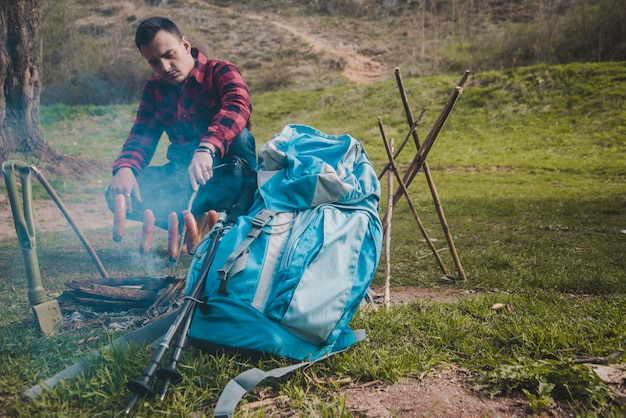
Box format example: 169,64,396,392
124,392,140,415
159,379,171,401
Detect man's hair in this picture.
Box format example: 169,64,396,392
135,17,182,50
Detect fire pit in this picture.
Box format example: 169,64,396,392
57,276,185,312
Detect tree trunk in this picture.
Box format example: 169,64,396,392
0,0,53,162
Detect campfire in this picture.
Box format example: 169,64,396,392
57,275,185,312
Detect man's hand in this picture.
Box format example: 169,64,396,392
188,148,215,191
109,167,141,213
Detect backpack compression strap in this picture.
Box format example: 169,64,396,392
212,329,365,418
217,209,275,295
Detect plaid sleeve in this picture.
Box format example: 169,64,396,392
111,82,163,174
199,61,252,158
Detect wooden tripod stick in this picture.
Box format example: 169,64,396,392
379,118,449,276
378,108,426,181
393,68,470,280
393,69,470,203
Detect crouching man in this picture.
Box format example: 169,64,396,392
107,17,256,254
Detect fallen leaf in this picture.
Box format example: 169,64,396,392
490,302,514,312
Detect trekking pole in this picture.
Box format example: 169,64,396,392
155,212,228,400
123,212,229,415
123,165,256,415
156,310,194,400
155,174,257,401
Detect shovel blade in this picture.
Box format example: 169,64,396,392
32,300,63,337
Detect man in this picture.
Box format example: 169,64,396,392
107,17,256,252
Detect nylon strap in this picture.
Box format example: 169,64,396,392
212,329,365,418
217,210,275,295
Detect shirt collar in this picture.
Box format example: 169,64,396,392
189,47,207,85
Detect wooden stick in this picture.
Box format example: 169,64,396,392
240,396,289,412
390,68,469,280
393,69,471,202
377,109,426,180
168,190,198,277
379,118,449,275
573,349,624,365
65,277,162,287
31,166,110,279
384,136,393,309
148,277,185,312
64,281,157,302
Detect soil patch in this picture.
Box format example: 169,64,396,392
343,368,534,418
370,283,480,304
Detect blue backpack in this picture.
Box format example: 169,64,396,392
185,124,383,415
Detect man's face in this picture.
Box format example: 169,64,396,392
140,30,195,85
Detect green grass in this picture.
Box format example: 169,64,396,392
1,62,625,416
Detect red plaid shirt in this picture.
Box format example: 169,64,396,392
112,48,252,174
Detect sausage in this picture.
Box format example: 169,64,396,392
183,210,199,251
206,210,219,231
139,209,155,254
167,211,179,262
112,194,126,242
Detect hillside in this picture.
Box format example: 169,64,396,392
43,0,406,104
42,0,625,105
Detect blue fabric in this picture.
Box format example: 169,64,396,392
187,124,382,361
257,124,380,213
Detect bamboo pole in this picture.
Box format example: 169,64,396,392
377,108,426,181
378,118,449,275
392,69,471,205
390,68,469,280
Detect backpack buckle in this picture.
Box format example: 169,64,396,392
251,210,275,228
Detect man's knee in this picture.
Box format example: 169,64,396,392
229,128,257,168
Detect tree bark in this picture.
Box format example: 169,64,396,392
0,0,54,162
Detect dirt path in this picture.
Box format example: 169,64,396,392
268,19,386,84
205,3,386,84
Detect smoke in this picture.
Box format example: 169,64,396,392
128,250,168,277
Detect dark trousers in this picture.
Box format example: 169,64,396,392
107,129,257,230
